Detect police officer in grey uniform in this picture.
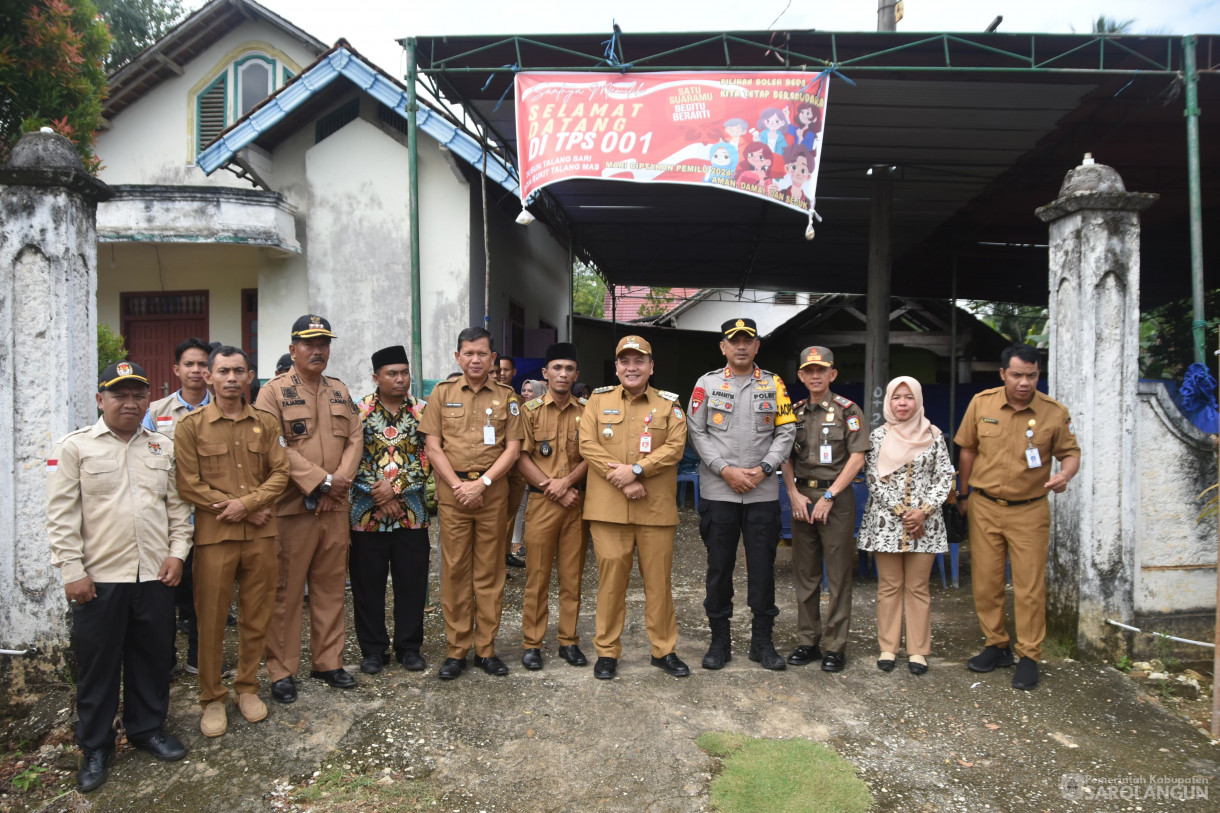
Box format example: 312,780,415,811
687,318,798,671
781,346,871,672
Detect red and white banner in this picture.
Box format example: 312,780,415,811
515,71,829,215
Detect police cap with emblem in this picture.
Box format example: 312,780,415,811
545,343,580,365
721,318,758,339
371,345,410,372
798,346,834,369
290,314,337,340
98,360,149,391
614,335,653,357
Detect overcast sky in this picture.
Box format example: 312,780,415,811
216,0,1219,79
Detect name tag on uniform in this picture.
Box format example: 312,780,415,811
1025,447,1042,468
639,433,652,453
820,444,833,464
484,425,496,445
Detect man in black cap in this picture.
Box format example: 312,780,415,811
349,346,432,675
46,361,193,792
275,354,293,375
254,315,363,701
687,319,797,671
516,343,590,670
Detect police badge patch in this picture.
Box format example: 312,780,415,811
847,416,861,432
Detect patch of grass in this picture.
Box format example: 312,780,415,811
1042,634,1078,660
292,765,435,812
697,733,873,813
1115,654,1132,672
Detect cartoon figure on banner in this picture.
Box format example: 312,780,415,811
752,107,790,155
777,143,816,205
735,142,782,192
704,142,738,182
723,118,750,156
785,101,822,151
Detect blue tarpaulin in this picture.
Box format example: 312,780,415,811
1173,363,1219,434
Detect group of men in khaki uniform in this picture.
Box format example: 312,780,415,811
46,307,1081,794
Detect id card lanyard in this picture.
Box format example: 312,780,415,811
819,410,834,464
639,411,653,453
1024,418,1041,468
483,407,496,445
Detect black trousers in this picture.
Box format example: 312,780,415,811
349,527,430,658
698,498,781,620
170,548,198,668
72,581,175,752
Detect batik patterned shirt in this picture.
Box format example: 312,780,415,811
350,392,430,532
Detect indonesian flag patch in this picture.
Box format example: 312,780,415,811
46,459,57,473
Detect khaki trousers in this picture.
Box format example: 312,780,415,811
503,469,527,554
590,521,678,659
968,495,1050,660
266,511,350,680
791,485,857,653
438,478,508,659
522,492,587,649
874,552,936,656
194,537,277,706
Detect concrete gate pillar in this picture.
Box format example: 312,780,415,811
1035,156,1157,657
0,131,111,679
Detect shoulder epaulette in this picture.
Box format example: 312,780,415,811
794,398,807,409
658,390,679,402
833,395,855,408
525,397,544,411
178,409,205,423
593,385,615,394
251,404,279,420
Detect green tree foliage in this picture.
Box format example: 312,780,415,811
98,322,128,371
0,0,110,171
573,261,606,318
964,301,1047,347
95,0,185,71
1139,290,1220,379
1092,16,1135,33
637,287,675,318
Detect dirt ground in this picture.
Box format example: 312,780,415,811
2,510,1218,812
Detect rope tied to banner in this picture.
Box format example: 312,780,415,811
808,62,856,90
483,63,520,113
601,21,632,72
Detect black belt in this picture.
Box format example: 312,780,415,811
795,478,835,489
453,470,484,480
528,483,585,494
975,489,1046,507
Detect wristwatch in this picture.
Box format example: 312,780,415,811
823,489,835,502
319,474,333,494
480,474,493,487
631,463,644,477
760,462,774,477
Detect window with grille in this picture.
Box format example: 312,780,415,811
196,75,228,153
775,291,798,305
194,51,294,158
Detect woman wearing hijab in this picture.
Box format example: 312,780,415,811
858,376,955,674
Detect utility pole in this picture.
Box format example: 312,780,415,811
877,0,899,31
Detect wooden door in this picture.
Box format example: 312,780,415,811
120,292,209,399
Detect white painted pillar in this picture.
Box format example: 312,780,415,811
0,132,110,668
1035,155,1157,656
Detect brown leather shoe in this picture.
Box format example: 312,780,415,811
200,702,227,737
237,692,267,723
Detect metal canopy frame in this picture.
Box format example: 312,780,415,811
411,30,1217,311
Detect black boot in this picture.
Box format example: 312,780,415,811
748,615,786,670
701,618,732,670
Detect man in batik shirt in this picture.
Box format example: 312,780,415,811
349,345,431,674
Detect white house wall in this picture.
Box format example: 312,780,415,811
95,21,316,186
668,291,808,336
418,139,473,385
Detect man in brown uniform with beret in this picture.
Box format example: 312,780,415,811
419,326,523,680
516,342,590,670
254,315,363,702
956,344,1080,690
781,346,870,672
580,335,690,680
175,346,290,736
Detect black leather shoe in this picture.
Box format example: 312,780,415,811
593,657,617,679
702,644,730,670
908,659,928,676
877,657,896,672
505,553,526,568
271,676,297,704
967,645,1014,673
360,654,387,675
310,668,357,689
77,747,113,793
821,651,846,672
438,657,467,680
1012,656,1039,690
474,654,509,676
787,644,822,666
558,645,588,666
131,730,188,761
651,653,691,677
400,651,427,672
522,649,543,670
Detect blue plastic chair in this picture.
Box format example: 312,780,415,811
676,444,701,508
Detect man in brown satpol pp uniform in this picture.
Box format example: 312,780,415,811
254,315,363,702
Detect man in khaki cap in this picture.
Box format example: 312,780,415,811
255,315,363,702
781,346,870,672
580,335,690,680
